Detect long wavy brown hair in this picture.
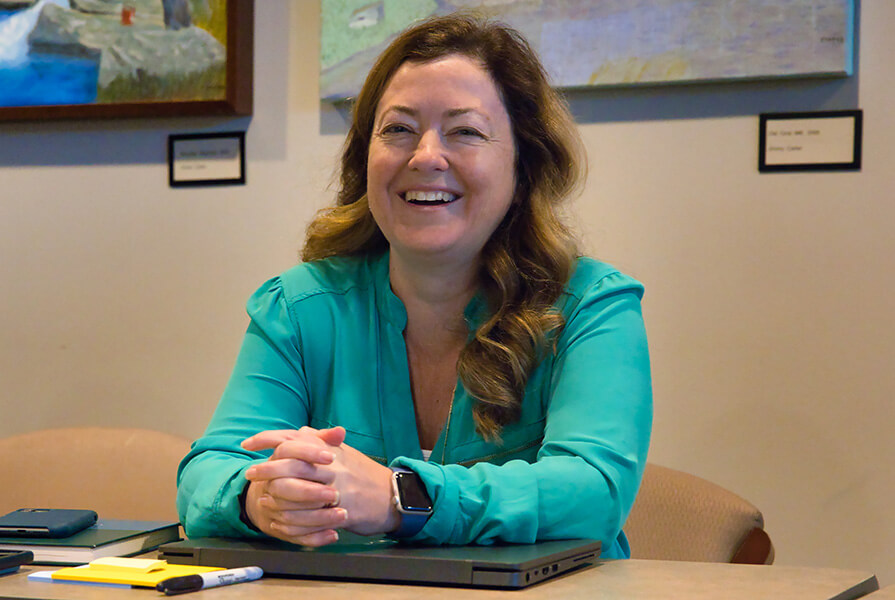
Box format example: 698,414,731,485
303,14,584,440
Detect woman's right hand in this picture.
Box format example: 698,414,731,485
241,427,349,547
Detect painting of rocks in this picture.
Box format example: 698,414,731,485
0,0,228,107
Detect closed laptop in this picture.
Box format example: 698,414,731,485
159,533,601,589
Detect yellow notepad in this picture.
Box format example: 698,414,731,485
51,557,223,587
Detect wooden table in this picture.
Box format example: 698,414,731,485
0,559,879,600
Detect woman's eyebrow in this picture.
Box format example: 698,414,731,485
445,107,488,120
381,105,417,118
445,107,472,118
378,105,491,123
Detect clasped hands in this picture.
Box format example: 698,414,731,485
241,426,400,547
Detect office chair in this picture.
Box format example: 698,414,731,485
0,427,191,522
624,463,774,564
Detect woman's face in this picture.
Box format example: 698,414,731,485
367,54,516,268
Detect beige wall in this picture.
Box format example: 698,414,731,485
2,0,892,585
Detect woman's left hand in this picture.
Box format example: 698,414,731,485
242,426,400,537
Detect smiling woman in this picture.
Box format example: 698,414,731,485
177,13,652,557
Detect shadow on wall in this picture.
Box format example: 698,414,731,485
0,116,251,168
565,74,859,125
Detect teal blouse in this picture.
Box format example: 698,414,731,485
176,252,652,558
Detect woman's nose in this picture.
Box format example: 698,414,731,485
408,130,449,171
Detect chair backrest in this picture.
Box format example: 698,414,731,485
624,463,774,564
0,427,191,522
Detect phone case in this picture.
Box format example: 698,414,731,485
0,509,98,538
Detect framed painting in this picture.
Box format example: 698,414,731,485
0,0,253,121
320,0,854,102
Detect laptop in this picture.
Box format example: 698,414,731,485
159,533,601,589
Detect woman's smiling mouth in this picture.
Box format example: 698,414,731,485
403,190,459,205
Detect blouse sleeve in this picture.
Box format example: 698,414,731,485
391,271,652,557
176,277,312,538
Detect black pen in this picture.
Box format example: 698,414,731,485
156,567,263,595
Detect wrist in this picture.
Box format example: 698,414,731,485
384,496,402,534
238,480,263,533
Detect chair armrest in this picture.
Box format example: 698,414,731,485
731,527,774,565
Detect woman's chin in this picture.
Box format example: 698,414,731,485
389,238,473,263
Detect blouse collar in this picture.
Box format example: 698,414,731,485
372,250,488,333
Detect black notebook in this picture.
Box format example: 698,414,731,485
159,533,600,589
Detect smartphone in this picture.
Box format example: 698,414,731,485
0,550,33,575
0,509,98,538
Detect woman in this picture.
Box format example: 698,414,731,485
177,14,651,558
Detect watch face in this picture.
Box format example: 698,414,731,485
395,471,433,513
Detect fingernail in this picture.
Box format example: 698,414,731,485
320,451,335,462
331,491,340,506
330,530,339,543
335,508,348,521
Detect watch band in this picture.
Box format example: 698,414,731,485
390,468,432,538
237,481,263,533
392,506,429,538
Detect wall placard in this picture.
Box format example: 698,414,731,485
168,132,246,187
759,110,862,172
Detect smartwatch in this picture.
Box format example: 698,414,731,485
390,468,433,538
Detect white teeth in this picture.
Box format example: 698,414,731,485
405,190,457,203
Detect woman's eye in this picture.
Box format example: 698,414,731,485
454,127,485,138
381,124,413,135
